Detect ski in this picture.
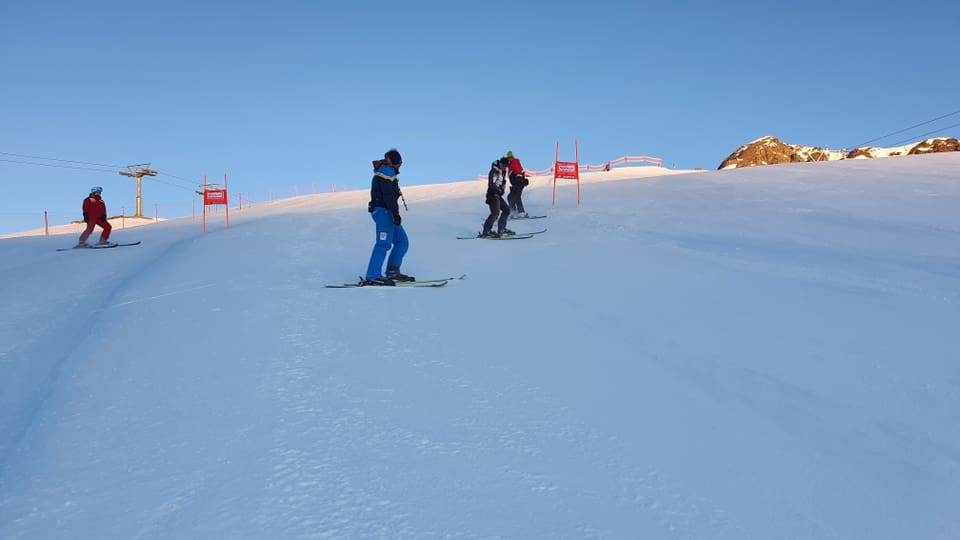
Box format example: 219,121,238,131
406,273,466,284
57,245,115,251
510,215,546,220
326,280,448,289
456,233,534,240
325,274,461,288
457,228,545,239
57,241,141,251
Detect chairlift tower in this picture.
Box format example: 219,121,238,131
119,163,158,218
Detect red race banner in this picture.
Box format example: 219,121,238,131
555,161,580,180
203,189,227,206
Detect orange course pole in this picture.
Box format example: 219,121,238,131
224,174,230,230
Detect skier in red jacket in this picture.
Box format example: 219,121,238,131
77,186,113,247
504,150,529,217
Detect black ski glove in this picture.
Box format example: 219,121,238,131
394,213,402,226
83,212,88,223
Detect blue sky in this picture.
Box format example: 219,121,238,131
1,0,958,234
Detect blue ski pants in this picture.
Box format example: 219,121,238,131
365,207,408,280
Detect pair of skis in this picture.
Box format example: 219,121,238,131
56,241,141,251
325,274,466,289
456,228,546,240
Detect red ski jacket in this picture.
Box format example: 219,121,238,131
83,193,107,223
508,156,524,176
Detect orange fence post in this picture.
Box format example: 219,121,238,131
224,174,230,230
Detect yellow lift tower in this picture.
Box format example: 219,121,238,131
119,163,158,218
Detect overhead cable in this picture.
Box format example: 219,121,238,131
852,108,960,148
0,151,126,169
888,120,960,147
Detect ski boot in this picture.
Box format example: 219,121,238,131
386,266,415,282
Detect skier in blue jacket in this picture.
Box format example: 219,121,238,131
364,148,414,285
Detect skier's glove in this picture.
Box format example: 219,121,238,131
394,213,402,226
83,212,88,223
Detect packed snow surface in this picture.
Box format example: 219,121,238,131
1,154,958,539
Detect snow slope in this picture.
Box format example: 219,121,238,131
1,155,958,539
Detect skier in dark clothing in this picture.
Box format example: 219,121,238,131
480,157,515,238
364,148,414,285
505,150,529,217
77,186,113,247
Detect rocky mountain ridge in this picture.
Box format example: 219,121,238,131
719,136,960,170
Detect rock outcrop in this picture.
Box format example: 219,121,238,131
719,136,959,170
